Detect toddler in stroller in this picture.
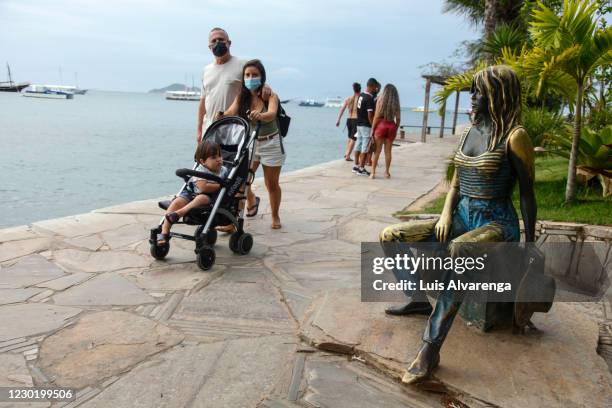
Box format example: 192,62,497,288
149,116,258,270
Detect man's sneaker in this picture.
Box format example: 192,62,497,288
352,166,360,174
360,168,371,176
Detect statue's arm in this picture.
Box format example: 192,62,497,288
508,128,537,242
435,170,460,242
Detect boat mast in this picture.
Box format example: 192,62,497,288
7,62,14,86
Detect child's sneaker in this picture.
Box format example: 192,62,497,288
352,166,360,174
360,168,371,176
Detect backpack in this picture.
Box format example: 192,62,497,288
277,103,291,137
264,98,290,137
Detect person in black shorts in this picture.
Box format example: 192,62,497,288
336,82,361,161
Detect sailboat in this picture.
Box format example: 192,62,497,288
0,63,30,92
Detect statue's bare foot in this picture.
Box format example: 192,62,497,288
401,342,440,384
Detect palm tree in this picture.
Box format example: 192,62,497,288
484,0,498,39
529,0,612,202
442,0,524,27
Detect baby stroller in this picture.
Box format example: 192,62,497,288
149,116,258,271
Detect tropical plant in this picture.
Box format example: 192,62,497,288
522,107,569,147
549,125,612,195
482,23,527,58
529,0,612,202
433,61,489,114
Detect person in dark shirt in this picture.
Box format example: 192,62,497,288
352,78,378,176
366,80,381,166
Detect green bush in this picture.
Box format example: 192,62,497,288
522,107,569,147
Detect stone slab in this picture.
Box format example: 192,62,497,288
173,276,291,322
302,356,445,408
32,213,139,238
80,343,226,408
120,263,215,291
0,354,49,408
101,223,149,249
0,288,44,305
0,226,41,243
35,272,93,291
63,235,104,251
190,335,296,408
301,288,612,408
338,218,395,244
0,254,65,289
0,238,53,263
93,198,165,216
0,303,81,342
53,273,156,306
38,310,184,388
51,248,150,273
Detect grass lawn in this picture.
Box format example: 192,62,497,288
402,156,611,225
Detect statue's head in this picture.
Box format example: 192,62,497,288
471,65,522,150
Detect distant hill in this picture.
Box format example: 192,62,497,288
149,83,199,93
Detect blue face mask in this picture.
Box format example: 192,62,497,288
244,78,261,91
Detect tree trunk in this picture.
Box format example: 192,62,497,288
565,83,583,203
484,0,498,62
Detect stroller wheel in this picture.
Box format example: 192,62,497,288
195,225,217,246
197,244,216,271
150,243,169,260
229,231,241,254
237,233,253,255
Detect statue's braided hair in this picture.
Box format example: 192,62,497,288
471,65,522,151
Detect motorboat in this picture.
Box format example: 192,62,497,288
22,85,74,99
299,99,324,107
324,97,343,108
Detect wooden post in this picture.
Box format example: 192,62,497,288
439,101,446,138
452,91,460,135
421,78,431,143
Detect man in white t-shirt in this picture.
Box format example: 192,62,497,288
196,28,244,142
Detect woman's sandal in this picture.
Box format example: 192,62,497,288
165,212,180,224
156,233,170,246
246,196,260,218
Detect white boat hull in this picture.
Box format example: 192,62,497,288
166,95,200,101
22,92,73,99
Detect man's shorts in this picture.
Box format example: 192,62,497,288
346,118,357,141
354,126,371,153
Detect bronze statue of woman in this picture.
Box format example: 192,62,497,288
379,65,536,384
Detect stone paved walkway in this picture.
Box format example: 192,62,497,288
1,134,610,408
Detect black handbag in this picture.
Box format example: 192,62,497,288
276,102,291,137
263,98,291,137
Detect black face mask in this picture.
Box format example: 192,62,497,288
212,41,228,57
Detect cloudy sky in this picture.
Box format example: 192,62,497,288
0,0,479,106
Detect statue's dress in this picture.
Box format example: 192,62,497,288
380,125,523,344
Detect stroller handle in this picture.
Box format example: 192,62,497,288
175,168,227,186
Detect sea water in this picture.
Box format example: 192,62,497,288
0,91,468,228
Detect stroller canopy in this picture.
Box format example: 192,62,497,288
204,116,250,148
